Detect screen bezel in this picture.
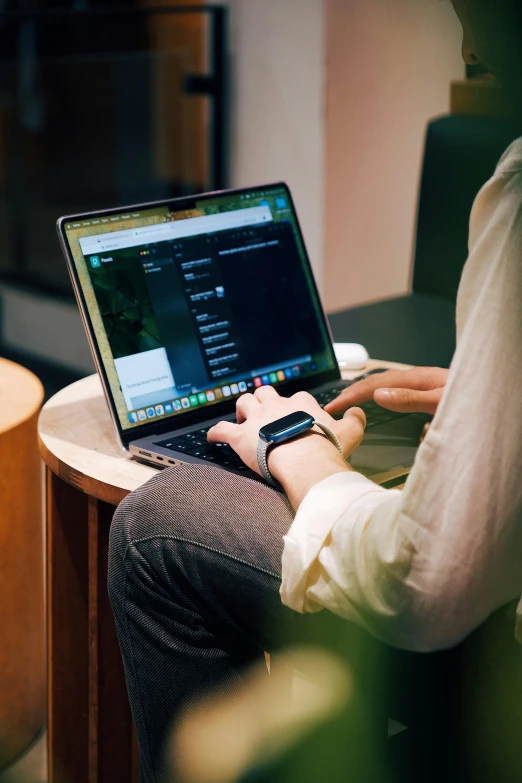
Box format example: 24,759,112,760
57,182,341,449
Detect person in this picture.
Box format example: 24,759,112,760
108,1,522,780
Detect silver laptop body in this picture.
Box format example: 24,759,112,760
58,183,428,490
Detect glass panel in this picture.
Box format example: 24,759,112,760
0,8,218,291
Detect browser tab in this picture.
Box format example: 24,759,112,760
79,206,273,256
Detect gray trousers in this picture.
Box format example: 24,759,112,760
108,464,389,783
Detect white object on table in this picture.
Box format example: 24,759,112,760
333,342,370,370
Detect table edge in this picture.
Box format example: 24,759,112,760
39,434,129,506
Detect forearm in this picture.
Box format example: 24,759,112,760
268,432,352,510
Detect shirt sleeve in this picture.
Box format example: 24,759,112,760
280,160,522,652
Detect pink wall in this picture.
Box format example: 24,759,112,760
324,0,464,312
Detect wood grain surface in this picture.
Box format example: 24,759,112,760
46,472,139,783
46,470,89,783
0,359,45,769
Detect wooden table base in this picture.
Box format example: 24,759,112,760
46,470,139,783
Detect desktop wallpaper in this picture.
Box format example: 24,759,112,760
65,205,172,428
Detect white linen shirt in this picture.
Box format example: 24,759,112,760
280,138,522,652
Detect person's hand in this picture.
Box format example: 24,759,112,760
325,367,449,417
208,387,366,509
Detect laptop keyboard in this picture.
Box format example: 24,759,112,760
312,376,405,429
156,429,250,471
155,369,404,470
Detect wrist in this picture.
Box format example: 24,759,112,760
267,432,351,509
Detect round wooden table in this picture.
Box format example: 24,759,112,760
38,359,404,783
0,359,45,770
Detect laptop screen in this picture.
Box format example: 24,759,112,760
62,184,338,433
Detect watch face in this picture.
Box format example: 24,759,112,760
260,411,315,443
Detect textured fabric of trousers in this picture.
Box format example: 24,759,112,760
108,463,389,783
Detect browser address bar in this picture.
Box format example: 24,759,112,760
79,206,273,256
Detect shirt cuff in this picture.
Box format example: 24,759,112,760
280,471,390,613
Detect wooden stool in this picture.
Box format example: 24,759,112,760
38,360,403,783
0,359,45,769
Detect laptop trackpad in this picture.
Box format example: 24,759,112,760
350,414,428,477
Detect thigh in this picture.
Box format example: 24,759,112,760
110,463,296,650
110,461,390,674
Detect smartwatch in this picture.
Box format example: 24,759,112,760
257,411,343,488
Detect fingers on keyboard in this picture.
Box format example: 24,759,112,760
155,434,248,470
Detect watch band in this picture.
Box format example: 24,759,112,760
257,437,278,488
257,421,344,489
314,422,344,455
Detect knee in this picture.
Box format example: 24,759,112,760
107,476,167,613
108,466,199,577
111,467,185,544
107,498,130,609
107,472,171,603
108,467,205,611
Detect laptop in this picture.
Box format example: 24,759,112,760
57,183,429,490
